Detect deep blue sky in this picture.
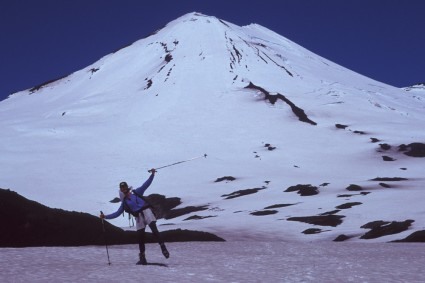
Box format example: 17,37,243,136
1,0,424,101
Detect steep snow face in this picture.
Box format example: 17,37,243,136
1,12,424,242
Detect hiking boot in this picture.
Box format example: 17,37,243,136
136,252,147,265
160,243,170,259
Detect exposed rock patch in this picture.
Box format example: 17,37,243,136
264,203,297,209
250,210,278,216
369,177,408,181
335,124,348,129
287,215,345,227
110,197,121,203
264,143,276,151
360,220,414,239
382,156,396,161
302,228,327,234
165,205,209,220
335,202,362,209
361,220,391,229
337,192,370,198
221,187,266,199
393,230,425,242
333,234,352,242
214,176,236,182
379,143,391,151
144,78,153,89
284,184,319,196
245,82,317,125
346,184,363,191
399,142,425,157
28,74,69,93
319,210,341,215
183,215,217,221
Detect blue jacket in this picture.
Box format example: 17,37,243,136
105,173,155,219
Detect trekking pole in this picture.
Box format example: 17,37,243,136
148,153,207,172
100,211,111,265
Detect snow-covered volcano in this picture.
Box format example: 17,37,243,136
1,12,424,242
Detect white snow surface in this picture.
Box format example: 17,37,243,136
1,12,425,242
1,242,425,283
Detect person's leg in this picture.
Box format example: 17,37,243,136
148,221,164,244
148,221,169,258
136,228,147,265
137,228,146,253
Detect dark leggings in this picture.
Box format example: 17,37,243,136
137,221,164,254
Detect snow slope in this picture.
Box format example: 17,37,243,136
0,12,424,242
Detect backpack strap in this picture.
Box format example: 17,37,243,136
132,190,158,217
122,190,153,218
122,200,139,217
132,190,153,209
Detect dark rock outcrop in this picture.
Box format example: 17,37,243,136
0,188,224,247
346,184,363,191
393,230,425,242
333,234,351,242
250,210,278,216
287,215,345,227
284,184,319,196
360,220,414,239
399,143,425,157
221,187,266,199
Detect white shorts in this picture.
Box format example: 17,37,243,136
135,208,157,230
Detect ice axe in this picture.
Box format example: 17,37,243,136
148,154,207,172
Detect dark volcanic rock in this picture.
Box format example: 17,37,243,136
399,142,425,157
393,230,425,242
369,177,408,181
338,192,370,197
214,176,236,182
382,156,396,161
183,215,217,221
335,202,362,209
287,215,345,227
245,82,317,125
379,143,391,150
337,194,354,198
346,184,363,191
250,210,278,216
319,210,341,216
144,193,182,219
333,234,351,242
165,205,209,220
110,197,121,203
285,184,319,196
335,124,348,129
264,203,296,209
0,189,224,247
360,220,415,239
361,220,391,229
302,228,323,234
221,187,266,199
